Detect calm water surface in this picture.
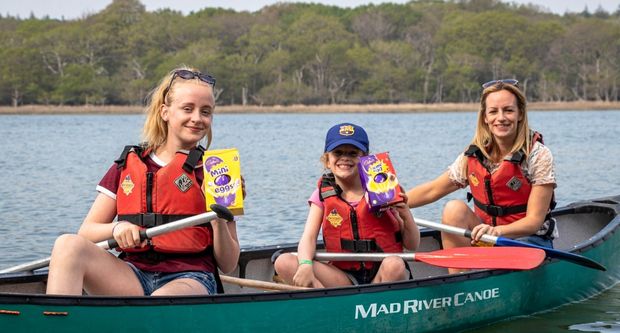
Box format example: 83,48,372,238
1,110,619,332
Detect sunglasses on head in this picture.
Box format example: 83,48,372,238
482,79,519,89
163,69,216,99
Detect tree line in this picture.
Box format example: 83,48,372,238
1,0,619,107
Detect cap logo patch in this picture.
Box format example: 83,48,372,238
175,173,193,193
339,125,355,136
121,175,135,195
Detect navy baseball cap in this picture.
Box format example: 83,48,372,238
324,123,369,153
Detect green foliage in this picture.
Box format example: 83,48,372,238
0,0,619,105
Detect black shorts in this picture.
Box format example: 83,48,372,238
343,259,412,285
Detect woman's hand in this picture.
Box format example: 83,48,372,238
112,221,146,249
470,223,503,244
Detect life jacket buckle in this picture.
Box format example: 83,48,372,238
486,205,506,217
341,239,378,252
141,213,156,227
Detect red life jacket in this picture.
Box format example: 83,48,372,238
319,174,403,271
465,132,552,226
115,145,212,254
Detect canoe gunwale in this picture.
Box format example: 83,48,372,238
551,195,620,255
0,268,515,306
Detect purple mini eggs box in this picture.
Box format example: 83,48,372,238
203,148,244,215
358,152,403,212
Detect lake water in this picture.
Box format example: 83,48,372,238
1,110,619,331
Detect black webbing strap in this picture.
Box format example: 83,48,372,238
464,144,481,157
129,249,209,262
509,151,525,164
115,145,143,169
183,146,205,173
471,197,527,217
340,231,402,254
394,231,403,243
118,214,194,228
540,216,556,239
340,239,379,253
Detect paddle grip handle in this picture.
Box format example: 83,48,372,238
210,204,235,222
107,238,119,249
106,230,148,249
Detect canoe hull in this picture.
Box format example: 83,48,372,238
1,196,619,332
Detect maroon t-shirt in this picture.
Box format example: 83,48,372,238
98,153,214,273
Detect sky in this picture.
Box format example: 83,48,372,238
2,0,618,19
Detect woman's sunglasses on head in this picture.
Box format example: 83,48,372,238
482,79,519,89
163,69,216,99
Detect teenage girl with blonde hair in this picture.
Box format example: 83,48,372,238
47,66,240,295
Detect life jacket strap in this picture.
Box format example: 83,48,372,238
340,239,379,252
539,216,557,239
319,172,342,201
394,231,403,243
115,145,144,169
183,146,205,173
471,197,527,217
340,231,401,253
464,145,480,157
118,214,195,228
127,249,208,262
509,151,525,163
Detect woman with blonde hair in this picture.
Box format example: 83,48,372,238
406,79,556,273
46,66,240,295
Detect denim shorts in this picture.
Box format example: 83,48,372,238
126,262,217,295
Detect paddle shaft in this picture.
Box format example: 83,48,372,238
414,218,606,271
295,246,546,270
0,206,233,274
416,218,507,244
311,252,419,262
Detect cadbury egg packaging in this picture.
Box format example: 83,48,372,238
203,148,244,215
358,152,403,213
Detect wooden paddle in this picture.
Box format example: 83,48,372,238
297,246,546,270
220,275,309,291
0,204,235,274
415,218,606,271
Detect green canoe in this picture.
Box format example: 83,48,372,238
1,195,619,332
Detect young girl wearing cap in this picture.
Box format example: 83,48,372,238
274,123,420,287
46,66,240,296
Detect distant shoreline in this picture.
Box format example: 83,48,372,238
1,101,619,114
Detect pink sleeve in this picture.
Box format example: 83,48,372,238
308,188,324,209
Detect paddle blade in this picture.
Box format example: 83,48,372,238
495,237,606,271
416,247,546,270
